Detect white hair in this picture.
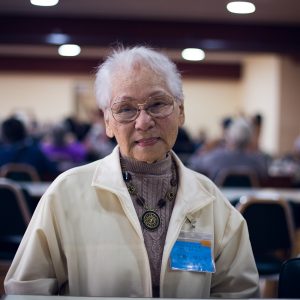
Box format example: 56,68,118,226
226,117,253,149
94,46,184,111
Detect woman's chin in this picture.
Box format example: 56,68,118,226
133,151,165,164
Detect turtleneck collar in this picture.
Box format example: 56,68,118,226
120,152,173,176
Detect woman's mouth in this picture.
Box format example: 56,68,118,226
136,137,159,147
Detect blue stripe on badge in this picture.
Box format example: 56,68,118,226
170,240,215,273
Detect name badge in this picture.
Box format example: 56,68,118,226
170,231,215,273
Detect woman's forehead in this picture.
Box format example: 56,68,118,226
114,90,170,102
110,67,170,103
112,66,165,86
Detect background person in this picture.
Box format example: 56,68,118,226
41,122,87,172
188,116,269,182
0,116,59,180
5,46,259,298
84,108,115,161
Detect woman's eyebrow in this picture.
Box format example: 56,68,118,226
148,91,170,98
114,91,169,103
113,96,137,103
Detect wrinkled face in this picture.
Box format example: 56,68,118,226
105,64,185,163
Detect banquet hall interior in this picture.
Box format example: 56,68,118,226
1,0,300,298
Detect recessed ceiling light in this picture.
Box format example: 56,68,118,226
226,1,256,14
181,48,205,61
46,33,70,45
30,0,59,7
58,44,81,57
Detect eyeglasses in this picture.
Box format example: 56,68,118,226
110,95,175,123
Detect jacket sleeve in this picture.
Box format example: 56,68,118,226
210,192,260,298
4,193,67,295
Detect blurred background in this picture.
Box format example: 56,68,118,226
1,3,300,296
0,0,300,156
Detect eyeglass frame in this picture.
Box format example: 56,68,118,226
109,94,177,124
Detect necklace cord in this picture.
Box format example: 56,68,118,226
120,157,178,230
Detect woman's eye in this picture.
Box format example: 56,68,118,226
117,106,136,114
153,101,163,107
148,101,166,110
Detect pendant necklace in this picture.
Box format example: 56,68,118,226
121,158,178,231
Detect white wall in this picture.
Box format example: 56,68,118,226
0,72,243,141
1,54,298,156
280,56,300,154
183,78,241,139
241,55,281,155
0,73,86,123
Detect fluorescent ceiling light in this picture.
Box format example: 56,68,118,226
226,1,256,14
46,33,70,45
181,48,205,61
58,44,81,57
30,0,59,6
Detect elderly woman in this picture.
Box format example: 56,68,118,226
5,46,260,298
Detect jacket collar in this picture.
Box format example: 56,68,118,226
92,147,144,237
92,146,126,195
92,146,215,215
165,153,215,239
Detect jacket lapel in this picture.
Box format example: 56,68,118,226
91,146,144,239
166,154,215,241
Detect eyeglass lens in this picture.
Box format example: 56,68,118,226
111,96,174,123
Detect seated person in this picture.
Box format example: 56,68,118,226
196,117,232,155
41,123,87,172
172,127,196,164
269,134,300,183
0,116,59,180
188,117,268,182
84,109,115,161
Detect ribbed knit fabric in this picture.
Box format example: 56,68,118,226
120,153,177,297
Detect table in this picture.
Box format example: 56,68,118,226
19,182,51,198
18,182,300,204
222,187,300,203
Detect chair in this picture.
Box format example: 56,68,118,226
0,163,40,182
214,167,260,187
0,178,31,261
236,196,295,277
278,257,300,298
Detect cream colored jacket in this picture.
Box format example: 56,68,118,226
5,147,260,298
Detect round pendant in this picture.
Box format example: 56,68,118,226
141,210,160,231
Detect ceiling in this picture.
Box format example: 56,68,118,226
0,0,300,76
2,0,300,24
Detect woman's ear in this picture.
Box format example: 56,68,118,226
178,103,185,126
104,111,114,138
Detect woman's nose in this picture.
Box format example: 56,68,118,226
135,109,155,130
